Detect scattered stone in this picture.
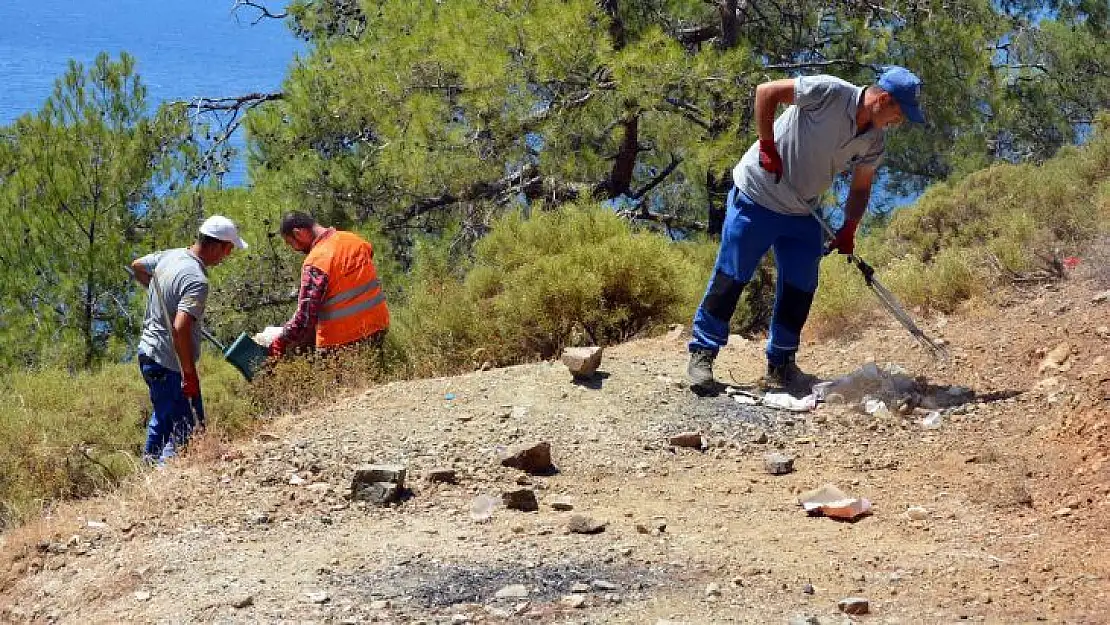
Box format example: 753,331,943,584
495,584,529,599
562,346,604,378
667,324,685,340
567,515,607,534
788,616,821,625
764,453,795,475
1092,290,1110,304
306,482,331,494
1038,342,1072,375
500,442,555,474
257,432,280,442
561,594,587,608
906,506,929,521
353,465,407,487
838,597,869,615
604,593,622,603
570,582,590,593
502,489,539,512
351,465,406,505
369,600,391,610
133,591,151,602
1097,326,1110,339
305,591,330,604
229,594,254,609
288,474,307,486
752,431,769,444
550,496,575,511
592,580,619,592
351,481,400,506
802,583,815,595
1053,507,1073,517
668,432,705,449
427,468,458,484
705,582,722,597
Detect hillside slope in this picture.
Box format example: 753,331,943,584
2,271,1108,624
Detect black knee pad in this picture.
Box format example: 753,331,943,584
777,283,815,334
704,271,747,321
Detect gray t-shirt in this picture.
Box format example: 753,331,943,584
734,75,885,215
136,248,209,372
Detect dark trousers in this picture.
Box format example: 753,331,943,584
138,355,204,463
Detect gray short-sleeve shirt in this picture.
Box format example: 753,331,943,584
734,75,885,215
136,248,209,372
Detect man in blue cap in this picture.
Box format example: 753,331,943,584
687,66,925,392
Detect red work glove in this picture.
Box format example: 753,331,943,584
758,138,783,183
181,369,201,399
829,218,860,255
268,337,286,359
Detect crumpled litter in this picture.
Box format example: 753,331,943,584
798,483,872,521
761,392,817,412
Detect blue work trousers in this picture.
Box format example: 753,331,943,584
689,188,823,366
139,356,205,464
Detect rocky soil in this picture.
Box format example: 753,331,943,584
1,277,1108,624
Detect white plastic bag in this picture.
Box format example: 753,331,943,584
252,325,284,347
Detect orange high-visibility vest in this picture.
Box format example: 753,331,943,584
304,230,389,348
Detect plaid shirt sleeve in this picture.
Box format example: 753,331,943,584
272,265,328,353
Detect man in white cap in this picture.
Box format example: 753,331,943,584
129,215,247,463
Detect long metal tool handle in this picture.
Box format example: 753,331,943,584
807,208,950,362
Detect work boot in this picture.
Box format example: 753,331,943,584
687,349,717,391
762,359,817,393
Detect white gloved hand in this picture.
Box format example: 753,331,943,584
252,326,284,347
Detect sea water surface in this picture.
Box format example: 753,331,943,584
0,0,302,185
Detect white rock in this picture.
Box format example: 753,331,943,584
495,584,529,599
906,506,929,521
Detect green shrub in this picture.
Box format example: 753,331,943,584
0,354,252,527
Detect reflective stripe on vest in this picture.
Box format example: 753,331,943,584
319,290,386,322
324,278,381,309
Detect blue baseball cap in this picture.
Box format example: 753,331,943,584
877,66,925,124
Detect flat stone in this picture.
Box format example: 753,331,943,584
495,584,529,599
369,599,391,610
351,482,400,505
305,591,330,604
133,591,151,602
353,464,407,488
229,594,254,609
906,506,929,521
1092,290,1110,304
705,582,722,597
802,583,815,595
427,468,458,484
550,496,574,511
838,596,869,615
502,489,539,512
561,594,587,608
567,515,607,534
591,579,619,591
562,346,603,378
570,582,590,593
668,432,705,449
788,616,821,625
764,453,795,475
500,442,555,474
751,431,769,444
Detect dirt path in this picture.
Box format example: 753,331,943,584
2,278,1108,624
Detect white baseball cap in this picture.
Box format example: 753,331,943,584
199,215,248,250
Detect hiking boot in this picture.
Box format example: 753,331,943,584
762,360,817,392
687,349,717,390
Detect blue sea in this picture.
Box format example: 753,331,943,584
0,0,302,186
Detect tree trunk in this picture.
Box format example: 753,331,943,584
717,0,743,50
608,112,639,198
599,0,625,50
83,219,96,369
706,171,726,238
